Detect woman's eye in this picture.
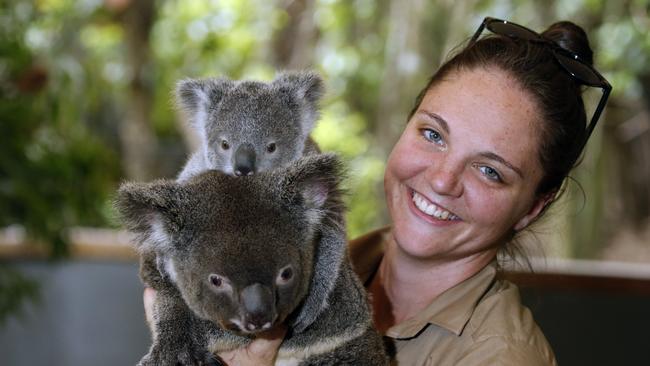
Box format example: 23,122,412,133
422,128,443,144
479,166,502,182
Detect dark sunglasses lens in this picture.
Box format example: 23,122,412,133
487,21,539,41
555,53,603,86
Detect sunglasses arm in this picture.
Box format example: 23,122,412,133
470,20,488,44
582,85,612,150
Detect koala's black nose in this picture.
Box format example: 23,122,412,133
234,165,253,177
245,313,274,332
240,283,275,331
234,144,256,176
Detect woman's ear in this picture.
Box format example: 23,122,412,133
513,191,556,231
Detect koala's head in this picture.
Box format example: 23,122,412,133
176,71,324,176
116,154,343,335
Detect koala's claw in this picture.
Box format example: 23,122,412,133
204,354,225,366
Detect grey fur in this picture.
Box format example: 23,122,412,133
175,70,323,180
116,154,389,365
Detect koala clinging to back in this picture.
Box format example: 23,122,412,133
175,71,322,180
116,154,389,365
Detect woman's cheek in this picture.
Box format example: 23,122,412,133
474,175,536,228
464,182,508,225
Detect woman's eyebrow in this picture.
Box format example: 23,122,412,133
479,151,524,178
417,110,449,135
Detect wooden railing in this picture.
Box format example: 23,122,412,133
0,226,137,261
3,226,650,292
500,257,650,295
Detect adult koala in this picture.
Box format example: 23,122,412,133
116,154,389,365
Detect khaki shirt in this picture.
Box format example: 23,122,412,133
349,228,558,366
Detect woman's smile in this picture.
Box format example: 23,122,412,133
410,189,461,222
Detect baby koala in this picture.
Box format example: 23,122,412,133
116,154,389,365
175,71,322,180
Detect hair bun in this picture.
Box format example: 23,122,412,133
542,21,594,65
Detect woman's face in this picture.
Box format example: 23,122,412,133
384,67,550,262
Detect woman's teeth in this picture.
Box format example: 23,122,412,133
412,192,459,221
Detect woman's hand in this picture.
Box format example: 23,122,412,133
142,288,286,366
217,325,286,366
143,287,157,327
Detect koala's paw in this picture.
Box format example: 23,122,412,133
137,346,219,366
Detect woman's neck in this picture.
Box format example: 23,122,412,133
370,234,496,332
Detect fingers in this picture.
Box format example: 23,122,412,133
143,287,156,326
247,325,287,358
218,325,287,366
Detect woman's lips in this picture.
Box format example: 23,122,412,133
410,190,461,221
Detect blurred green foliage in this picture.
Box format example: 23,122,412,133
1,0,649,324
1,1,121,257
1,0,648,249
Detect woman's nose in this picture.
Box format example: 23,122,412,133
426,160,463,197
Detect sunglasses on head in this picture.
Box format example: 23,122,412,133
470,17,612,149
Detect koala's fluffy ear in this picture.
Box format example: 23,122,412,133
273,71,324,133
114,180,186,253
175,78,234,126
279,153,345,224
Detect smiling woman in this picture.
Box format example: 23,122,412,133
350,16,612,366
367,66,557,366
385,68,548,266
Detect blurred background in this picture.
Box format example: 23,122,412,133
1,0,649,365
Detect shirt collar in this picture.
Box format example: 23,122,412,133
349,227,498,339
386,262,497,339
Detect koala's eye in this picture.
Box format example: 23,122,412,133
221,140,230,150
210,275,223,287
276,266,294,285
266,142,276,153
208,274,233,294
209,274,230,289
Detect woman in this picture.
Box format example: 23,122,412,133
352,17,609,365
145,17,611,365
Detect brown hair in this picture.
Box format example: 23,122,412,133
409,21,594,201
